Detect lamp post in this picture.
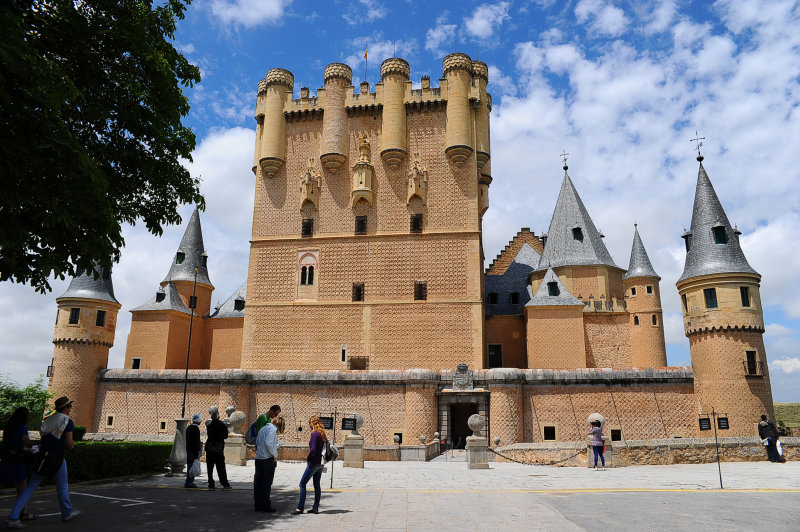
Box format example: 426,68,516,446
181,266,199,418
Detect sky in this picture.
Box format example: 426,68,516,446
1,0,798,401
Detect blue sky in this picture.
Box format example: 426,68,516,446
2,0,799,402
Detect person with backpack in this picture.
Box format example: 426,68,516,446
247,405,281,445
758,414,781,462
253,417,285,512
184,414,202,488
292,416,327,515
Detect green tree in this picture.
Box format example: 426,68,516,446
0,376,52,430
0,0,203,292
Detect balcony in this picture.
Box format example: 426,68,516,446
743,359,766,377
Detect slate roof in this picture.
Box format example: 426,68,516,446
678,161,758,282
535,171,620,272
526,268,584,307
131,282,191,314
208,283,246,319
485,243,539,316
162,208,213,287
624,225,660,280
57,262,119,304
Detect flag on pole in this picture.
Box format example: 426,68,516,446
364,47,368,60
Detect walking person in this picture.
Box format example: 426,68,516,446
6,397,80,529
589,420,605,471
758,414,780,463
292,416,327,515
1,408,37,524
184,414,202,488
253,417,285,512
205,408,231,491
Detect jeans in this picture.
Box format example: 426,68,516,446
254,458,277,510
9,459,73,520
592,445,605,467
765,437,780,462
185,450,199,487
296,464,324,511
206,450,229,488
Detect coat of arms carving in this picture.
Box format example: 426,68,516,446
452,363,474,391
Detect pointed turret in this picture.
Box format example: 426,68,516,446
162,208,212,287
208,283,246,319
678,162,757,282
624,225,659,280
536,170,618,272
526,268,583,307
57,263,119,304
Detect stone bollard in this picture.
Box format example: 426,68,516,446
167,418,189,476
344,413,365,468
466,414,489,469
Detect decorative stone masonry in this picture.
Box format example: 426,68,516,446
343,413,365,468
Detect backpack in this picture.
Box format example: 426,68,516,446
245,421,258,445
324,440,339,463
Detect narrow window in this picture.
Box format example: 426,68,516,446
543,426,557,441
410,213,423,233
155,289,166,303
158,420,168,433
631,287,637,296
201,255,208,268
704,288,718,309
652,314,657,326
96,310,106,327
352,283,365,302
634,315,640,326
682,294,688,312
188,296,197,309
712,226,728,244
355,216,367,235
611,429,623,442
510,292,520,305
547,282,559,296
740,286,750,307
106,415,115,428
55,310,59,325
300,266,308,285
488,292,498,305
176,252,185,264
69,308,80,324
572,227,583,241
414,280,427,301
646,285,653,295
301,218,314,238
746,351,757,375
233,298,245,311
341,345,347,363
488,344,502,368
684,234,692,252
131,358,142,370
307,265,314,285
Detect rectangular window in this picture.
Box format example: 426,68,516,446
414,280,427,301
106,414,115,429
355,216,367,235
410,213,423,233
703,288,718,309
646,285,653,295
301,218,314,238
572,227,583,241
96,310,106,327
55,310,59,325
611,429,623,441
740,286,750,307
69,308,80,324
131,358,142,370
488,344,502,368
682,294,688,312
630,287,637,296
348,357,368,370
746,351,757,375
548,282,559,296
510,292,520,305
543,425,557,441
488,292,498,305
712,226,728,244
158,419,168,434
352,283,365,302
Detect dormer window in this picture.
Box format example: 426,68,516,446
155,289,166,302
510,292,520,305
682,230,692,252
547,282,559,296
176,252,185,264
572,227,583,241
630,287,637,296
233,298,245,311
712,225,728,244
201,254,208,267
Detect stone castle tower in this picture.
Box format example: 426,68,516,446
50,264,121,429
677,155,774,434
242,53,491,371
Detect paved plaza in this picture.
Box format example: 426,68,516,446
2,455,799,531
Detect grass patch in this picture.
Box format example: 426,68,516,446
774,403,800,427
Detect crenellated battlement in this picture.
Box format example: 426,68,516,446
264,68,294,90
323,62,353,84
380,57,410,79
442,52,473,75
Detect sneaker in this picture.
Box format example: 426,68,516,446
6,520,24,529
308,508,319,514
62,510,81,522
222,485,232,491
601,467,606,471
184,483,198,488
593,466,597,470
292,509,303,515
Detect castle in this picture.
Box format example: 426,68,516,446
48,54,774,447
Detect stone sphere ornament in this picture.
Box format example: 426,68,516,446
467,414,485,435
226,405,236,418
493,437,501,446
351,413,364,435
419,435,427,444
393,434,400,444
229,410,246,435
434,432,440,441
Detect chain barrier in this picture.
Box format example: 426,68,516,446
488,446,584,466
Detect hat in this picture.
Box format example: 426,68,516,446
192,414,203,424
54,396,74,411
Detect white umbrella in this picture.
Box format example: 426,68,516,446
587,413,605,426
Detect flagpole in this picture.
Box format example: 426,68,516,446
364,46,368,83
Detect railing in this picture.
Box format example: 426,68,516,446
743,359,766,377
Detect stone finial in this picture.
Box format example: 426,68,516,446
467,414,485,436
493,436,501,446
393,434,400,444
419,435,427,444
349,413,364,435
228,410,247,435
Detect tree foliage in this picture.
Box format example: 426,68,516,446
0,375,52,430
0,0,203,292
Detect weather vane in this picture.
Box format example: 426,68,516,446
560,150,569,170
690,130,705,160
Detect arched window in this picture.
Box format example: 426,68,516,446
634,315,640,326
652,314,657,326
307,266,314,285
300,266,307,285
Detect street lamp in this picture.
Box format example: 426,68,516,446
181,266,199,418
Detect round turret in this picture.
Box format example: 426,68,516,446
380,58,410,170
257,68,294,178
471,60,491,172
320,63,352,173
443,53,474,167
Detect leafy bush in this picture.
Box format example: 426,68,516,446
64,442,172,482
0,375,52,429
73,426,86,441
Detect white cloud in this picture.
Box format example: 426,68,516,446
208,0,292,29
574,0,629,37
426,22,457,56
343,0,388,25
465,2,511,40
643,0,676,35
772,357,800,374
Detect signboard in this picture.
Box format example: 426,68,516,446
699,417,712,431
717,416,729,430
342,417,357,431
319,416,333,429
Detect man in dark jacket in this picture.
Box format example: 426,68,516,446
758,414,780,462
184,414,202,488
205,407,231,490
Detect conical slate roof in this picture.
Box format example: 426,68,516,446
535,171,619,272
624,225,660,280
526,268,584,307
161,208,212,287
131,282,191,314
678,161,758,282
57,262,119,304
208,283,246,319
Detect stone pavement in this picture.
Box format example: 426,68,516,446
2,456,799,531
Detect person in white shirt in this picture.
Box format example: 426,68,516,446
254,417,285,512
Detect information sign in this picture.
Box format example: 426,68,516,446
342,417,357,431
717,417,729,430
699,417,712,431
319,416,333,429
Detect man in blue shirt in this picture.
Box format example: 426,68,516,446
253,417,285,512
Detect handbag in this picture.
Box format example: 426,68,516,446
776,439,783,456
323,440,339,463
34,450,65,477
189,459,202,477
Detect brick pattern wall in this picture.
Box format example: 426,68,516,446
526,307,587,369
50,342,110,429
583,314,632,368
205,319,244,369
485,229,543,275
484,315,527,368
488,384,523,444
403,384,438,443
625,278,668,368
